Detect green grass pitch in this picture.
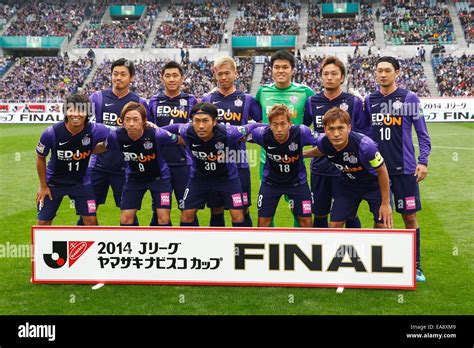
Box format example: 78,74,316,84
0,123,472,315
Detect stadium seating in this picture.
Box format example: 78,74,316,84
3,1,86,41
0,55,14,78
432,54,473,97
81,57,255,99
75,20,153,49
233,0,301,36
0,1,19,30
381,0,455,45
307,0,375,46
153,0,229,48
347,55,431,98
0,56,93,102
260,55,324,92
455,1,473,44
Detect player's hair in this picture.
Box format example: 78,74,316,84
111,58,135,76
376,56,400,71
191,102,218,120
161,60,184,76
267,104,292,123
322,107,352,127
63,93,92,124
120,102,148,127
271,50,295,69
214,56,237,71
321,56,346,80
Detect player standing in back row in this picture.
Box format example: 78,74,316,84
365,56,431,282
304,56,370,228
202,56,262,227
148,61,198,226
79,58,150,225
255,50,314,227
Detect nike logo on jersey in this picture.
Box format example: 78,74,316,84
212,101,221,105
123,144,132,148
159,100,167,103
192,144,201,147
327,155,335,158
268,146,277,149
372,103,379,107
105,103,114,106
316,106,325,109
59,141,69,145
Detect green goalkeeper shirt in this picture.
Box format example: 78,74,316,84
255,82,315,163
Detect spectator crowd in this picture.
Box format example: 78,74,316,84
307,0,375,46
433,54,473,97
0,56,93,102
233,0,300,36
3,1,86,41
381,0,455,45
153,0,229,48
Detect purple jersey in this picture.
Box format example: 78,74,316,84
36,122,110,188
304,91,369,176
365,88,431,175
89,89,150,174
148,92,197,166
316,132,384,186
164,123,262,180
201,90,262,169
251,125,318,186
105,127,178,183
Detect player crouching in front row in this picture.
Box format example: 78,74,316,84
94,102,183,226
249,104,319,228
163,102,265,227
36,93,110,226
303,107,392,228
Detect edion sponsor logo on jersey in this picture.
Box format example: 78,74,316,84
371,113,402,126
267,153,300,163
102,112,123,126
123,152,156,163
217,109,242,122
191,151,225,162
56,150,91,161
156,106,188,119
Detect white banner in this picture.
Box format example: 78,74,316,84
0,102,64,123
420,97,473,122
32,227,416,290
0,98,472,124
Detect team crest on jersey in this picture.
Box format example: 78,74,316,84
237,126,247,135
393,100,403,110
179,98,188,106
289,96,298,104
215,141,225,150
343,152,358,164
234,98,243,107
143,140,153,150
289,142,298,151
339,102,349,111
82,135,91,146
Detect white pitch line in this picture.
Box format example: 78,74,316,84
92,283,105,290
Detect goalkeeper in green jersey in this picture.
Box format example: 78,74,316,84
255,50,315,227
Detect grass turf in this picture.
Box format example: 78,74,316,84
0,123,472,315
